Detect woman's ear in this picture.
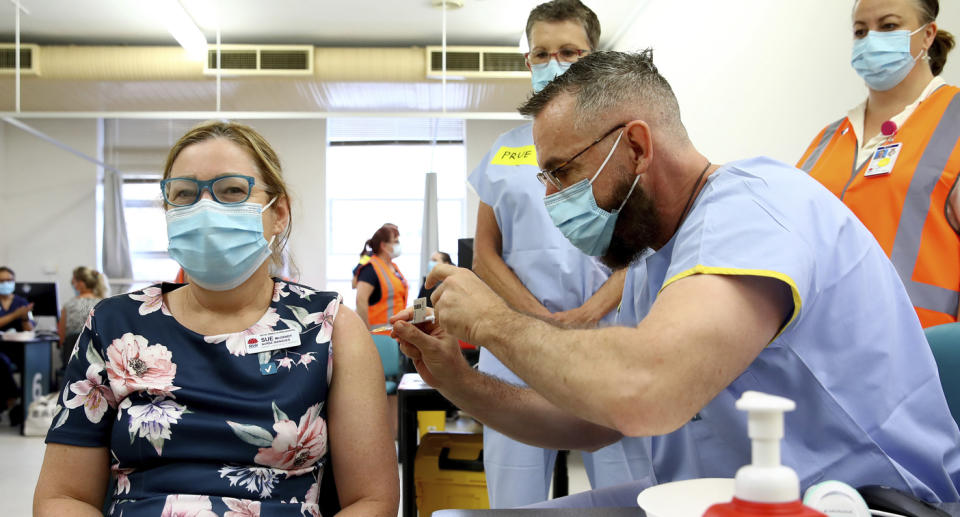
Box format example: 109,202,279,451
271,195,291,238
924,22,938,51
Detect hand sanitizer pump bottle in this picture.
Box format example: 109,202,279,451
703,391,826,517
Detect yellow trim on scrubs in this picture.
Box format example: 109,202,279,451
660,265,802,341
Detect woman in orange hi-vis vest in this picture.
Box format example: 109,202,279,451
355,224,408,330
798,0,960,328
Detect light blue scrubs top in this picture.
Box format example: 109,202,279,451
468,123,611,383
617,157,960,501
469,124,650,507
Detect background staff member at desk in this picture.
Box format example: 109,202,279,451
417,251,452,307
392,50,960,508
0,265,31,426
356,224,408,330
798,0,959,328
468,0,637,508
0,266,33,332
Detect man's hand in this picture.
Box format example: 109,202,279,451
389,307,471,389
548,306,602,328
424,265,511,344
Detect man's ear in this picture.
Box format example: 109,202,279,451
624,121,653,175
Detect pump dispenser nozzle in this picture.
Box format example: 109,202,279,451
734,391,799,503
702,391,825,517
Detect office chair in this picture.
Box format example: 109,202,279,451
372,334,401,395
925,322,960,428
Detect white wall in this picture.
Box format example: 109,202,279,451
613,0,960,164
464,119,529,239
0,119,99,307
237,119,328,289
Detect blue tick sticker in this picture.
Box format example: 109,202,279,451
260,362,278,376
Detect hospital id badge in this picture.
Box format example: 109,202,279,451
864,143,902,177
246,329,301,354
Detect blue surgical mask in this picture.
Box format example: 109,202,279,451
531,59,573,93
0,281,14,296
427,260,438,271
852,25,927,91
544,131,639,256
166,197,278,291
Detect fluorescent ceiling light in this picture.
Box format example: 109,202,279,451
155,0,207,62
184,0,220,31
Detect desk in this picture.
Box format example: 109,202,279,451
398,374,571,517
0,335,56,435
399,373,459,517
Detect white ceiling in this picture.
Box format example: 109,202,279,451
0,0,640,48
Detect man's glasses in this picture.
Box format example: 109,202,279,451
537,123,627,190
161,174,257,207
525,48,590,66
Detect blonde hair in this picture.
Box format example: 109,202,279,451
161,120,294,275
73,266,107,298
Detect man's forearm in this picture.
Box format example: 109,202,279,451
436,366,621,451
0,312,19,328
473,253,549,317
478,311,645,433
580,268,627,322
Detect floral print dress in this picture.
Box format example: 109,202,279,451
46,279,341,517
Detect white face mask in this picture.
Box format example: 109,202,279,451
165,197,278,291
390,242,402,259
851,24,929,91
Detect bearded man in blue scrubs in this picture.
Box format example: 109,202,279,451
393,50,960,506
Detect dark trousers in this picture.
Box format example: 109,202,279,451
0,352,17,404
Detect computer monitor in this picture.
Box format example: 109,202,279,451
14,282,60,319
457,238,474,270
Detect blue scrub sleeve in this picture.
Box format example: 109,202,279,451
660,167,815,336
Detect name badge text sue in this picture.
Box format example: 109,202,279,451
246,329,301,354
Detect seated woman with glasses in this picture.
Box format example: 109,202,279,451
34,121,399,517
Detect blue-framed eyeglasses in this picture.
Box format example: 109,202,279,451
160,174,257,207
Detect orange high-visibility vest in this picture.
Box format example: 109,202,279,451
798,85,960,328
365,255,408,327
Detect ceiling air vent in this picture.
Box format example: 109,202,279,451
204,45,313,76
0,44,39,75
426,46,529,79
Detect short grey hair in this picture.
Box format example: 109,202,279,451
525,0,601,51
518,49,687,138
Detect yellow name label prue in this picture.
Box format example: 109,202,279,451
490,145,538,166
